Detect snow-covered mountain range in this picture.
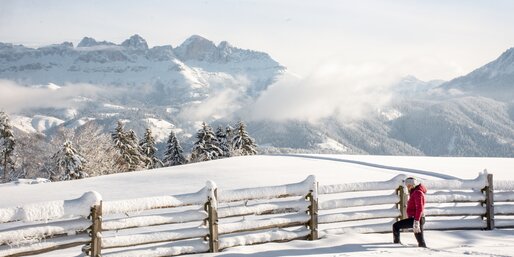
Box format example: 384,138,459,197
0,34,283,103
0,35,513,157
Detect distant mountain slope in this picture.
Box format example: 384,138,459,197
390,96,514,156
440,48,514,101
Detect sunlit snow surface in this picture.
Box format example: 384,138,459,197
1,154,514,256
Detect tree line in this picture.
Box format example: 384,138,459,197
0,111,257,183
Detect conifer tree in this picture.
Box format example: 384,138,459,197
111,121,144,171
139,128,163,169
163,130,187,166
126,129,147,170
226,125,234,155
0,111,16,182
191,122,223,162
231,121,258,156
111,120,126,151
51,140,87,181
215,125,231,157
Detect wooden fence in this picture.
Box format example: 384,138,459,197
93,176,317,256
0,192,100,257
317,173,511,234
1,173,513,256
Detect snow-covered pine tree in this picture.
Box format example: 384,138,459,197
162,130,187,166
225,125,234,152
0,111,16,182
126,129,147,171
139,128,163,169
111,120,125,149
231,121,258,156
111,121,144,171
51,140,87,181
215,125,231,157
111,120,129,171
191,122,223,162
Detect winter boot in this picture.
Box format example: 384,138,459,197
393,236,400,244
414,232,426,247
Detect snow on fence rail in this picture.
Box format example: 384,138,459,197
0,191,101,223
102,189,207,215
218,175,316,202
0,191,101,257
493,177,514,229
319,174,405,194
2,173,514,257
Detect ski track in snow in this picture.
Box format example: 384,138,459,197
273,154,459,180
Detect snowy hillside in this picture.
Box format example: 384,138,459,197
1,154,514,256
4,154,514,206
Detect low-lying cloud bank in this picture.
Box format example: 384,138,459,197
0,80,106,112
245,62,400,123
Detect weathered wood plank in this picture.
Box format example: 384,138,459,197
90,202,102,257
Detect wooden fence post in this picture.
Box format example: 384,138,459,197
307,181,319,240
483,174,495,230
396,186,407,221
206,183,219,252
90,201,102,257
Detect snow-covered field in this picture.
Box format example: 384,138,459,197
1,154,514,256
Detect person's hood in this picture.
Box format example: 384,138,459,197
413,184,427,194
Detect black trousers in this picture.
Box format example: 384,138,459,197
392,217,426,247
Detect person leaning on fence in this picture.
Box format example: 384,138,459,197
392,177,427,247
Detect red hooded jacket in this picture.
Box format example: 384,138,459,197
406,184,427,221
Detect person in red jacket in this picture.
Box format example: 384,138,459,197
393,177,427,247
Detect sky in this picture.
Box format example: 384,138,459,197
1,0,514,81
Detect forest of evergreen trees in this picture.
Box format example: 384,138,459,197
0,111,258,183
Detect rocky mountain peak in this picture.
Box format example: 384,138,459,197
121,34,148,50
77,37,115,48
174,35,218,61
181,35,215,47
218,41,232,49
439,47,514,101
78,37,98,47
484,47,514,73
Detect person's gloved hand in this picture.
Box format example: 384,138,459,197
413,220,421,233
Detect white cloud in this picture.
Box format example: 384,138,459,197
178,75,251,122
0,80,106,112
247,61,399,123
179,88,242,121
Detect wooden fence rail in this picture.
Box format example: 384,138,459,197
0,191,101,257
2,173,514,257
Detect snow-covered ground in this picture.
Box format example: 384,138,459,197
1,154,514,256
216,230,514,257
